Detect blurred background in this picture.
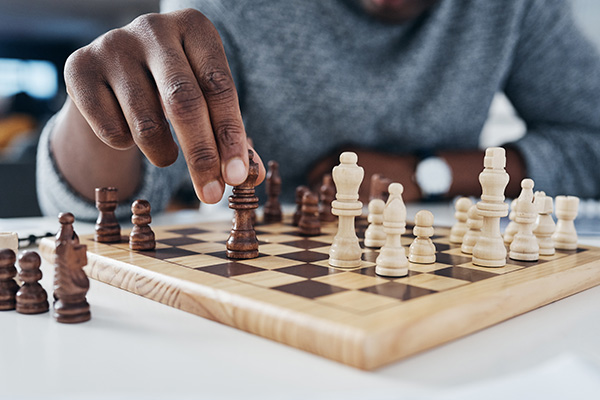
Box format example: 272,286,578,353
0,0,598,217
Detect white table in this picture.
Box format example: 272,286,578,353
2,206,600,399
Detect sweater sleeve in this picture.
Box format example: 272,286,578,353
36,114,190,222
506,0,600,197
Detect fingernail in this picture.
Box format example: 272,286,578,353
225,158,247,185
202,180,223,204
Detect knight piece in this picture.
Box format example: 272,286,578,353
54,239,90,323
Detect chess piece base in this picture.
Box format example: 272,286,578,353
509,251,539,261
472,256,506,267
375,265,408,277
16,301,49,314
54,300,91,323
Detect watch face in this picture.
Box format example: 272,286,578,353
415,157,453,196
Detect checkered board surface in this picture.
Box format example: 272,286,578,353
39,216,600,370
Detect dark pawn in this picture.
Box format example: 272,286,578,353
318,174,336,223
264,160,282,223
226,150,260,259
54,240,90,323
95,187,121,243
369,173,392,202
56,212,79,244
293,185,310,226
299,192,321,236
0,249,19,311
16,251,49,314
129,200,155,251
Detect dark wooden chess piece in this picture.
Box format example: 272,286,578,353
129,200,155,251
0,249,19,311
16,251,49,314
293,185,310,226
226,150,259,259
299,191,321,236
54,239,90,323
369,173,392,202
264,160,282,223
56,212,79,244
318,173,336,222
95,187,121,243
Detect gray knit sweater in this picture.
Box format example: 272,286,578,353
37,0,600,220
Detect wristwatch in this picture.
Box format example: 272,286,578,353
414,155,453,201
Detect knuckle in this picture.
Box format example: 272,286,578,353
64,48,97,88
178,8,210,27
187,146,220,174
198,63,234,98
96,123,131,148
215,123,244,147
133,116,167,142
163,76,203,119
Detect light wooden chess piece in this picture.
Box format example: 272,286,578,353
461,204,483,254
376,183,408,277
472,147,510,267
552,196,579,250
329,152,364,268
533,192,555,256
449,197,473,244
509,179,539,261
0,232,18,255
504,199,519,245
364,199,386,248
409,210,436,264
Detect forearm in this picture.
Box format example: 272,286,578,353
50,98,143,202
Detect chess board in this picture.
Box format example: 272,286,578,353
39,216,600,370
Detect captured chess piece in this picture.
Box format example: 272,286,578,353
472,147,510,267
318,174,336,223
129,200,155,251
449,197,473,244
54,238,90,323
226,150,260,259
95,187,121,243
409,210,436,264
369,173,392,202
16,251,49,314
293,186,310,226
533,192,555,256
298,191,321,236
364,198,386,248
552,196,579,250
0,249,19,311
509,179,539,261
504,199,519,245
461,204,483,255
375,183,408,277
264,160,283,223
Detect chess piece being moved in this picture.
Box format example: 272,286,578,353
409,210,436,264
364,199,386,248
376,183,408,277
449,197,473,244
533,192,555,256
293,186,310,226
329,152,364,269
369,173,392,202
504,199,519,245
54,239,90,323
95,187,121,243
552,196,579,250
509,179,539,261
318,174,336,223
227,150,260,259
461,205,483,254
0,249,19,311
16,251,48,314
264,160,283,223
57,212,79,244
130,200,155,251
472,148,510,267
299,192,321,236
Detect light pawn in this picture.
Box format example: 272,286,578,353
533,192,555,256
504,199,519,245
376,183,408,277
509,179,539,261
364,199,386,248
449,197,472,244
461,205,483,255
409,210,436,264
552,196,579,250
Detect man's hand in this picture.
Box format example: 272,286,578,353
63,9,264,203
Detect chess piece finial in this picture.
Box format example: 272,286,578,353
509,179,539,261
264,160,283,223
318,174,336,222
409,210,436,264
328,152,364,269
364,198,386,248
293,185,310,226
54,239,90,323
461,205,483,255
533,191,555,256
95,187,121,243
0,249,19,311
129,200,156,251
449,197,473,244
16,251,49,314
376,183,408,276
299,191,321,236
552,196,579,250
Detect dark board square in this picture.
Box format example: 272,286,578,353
434,266,496,282
361,281,434,300
436,253,473,266
273,280,347,299
206,251,268,261
275,264,338,279
278,251,329,263
140,247,200,260
166,228,209,235
435,243,451,252
280,239,328,250
158,237,203,246
361,251,380,263
197,263,264,277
